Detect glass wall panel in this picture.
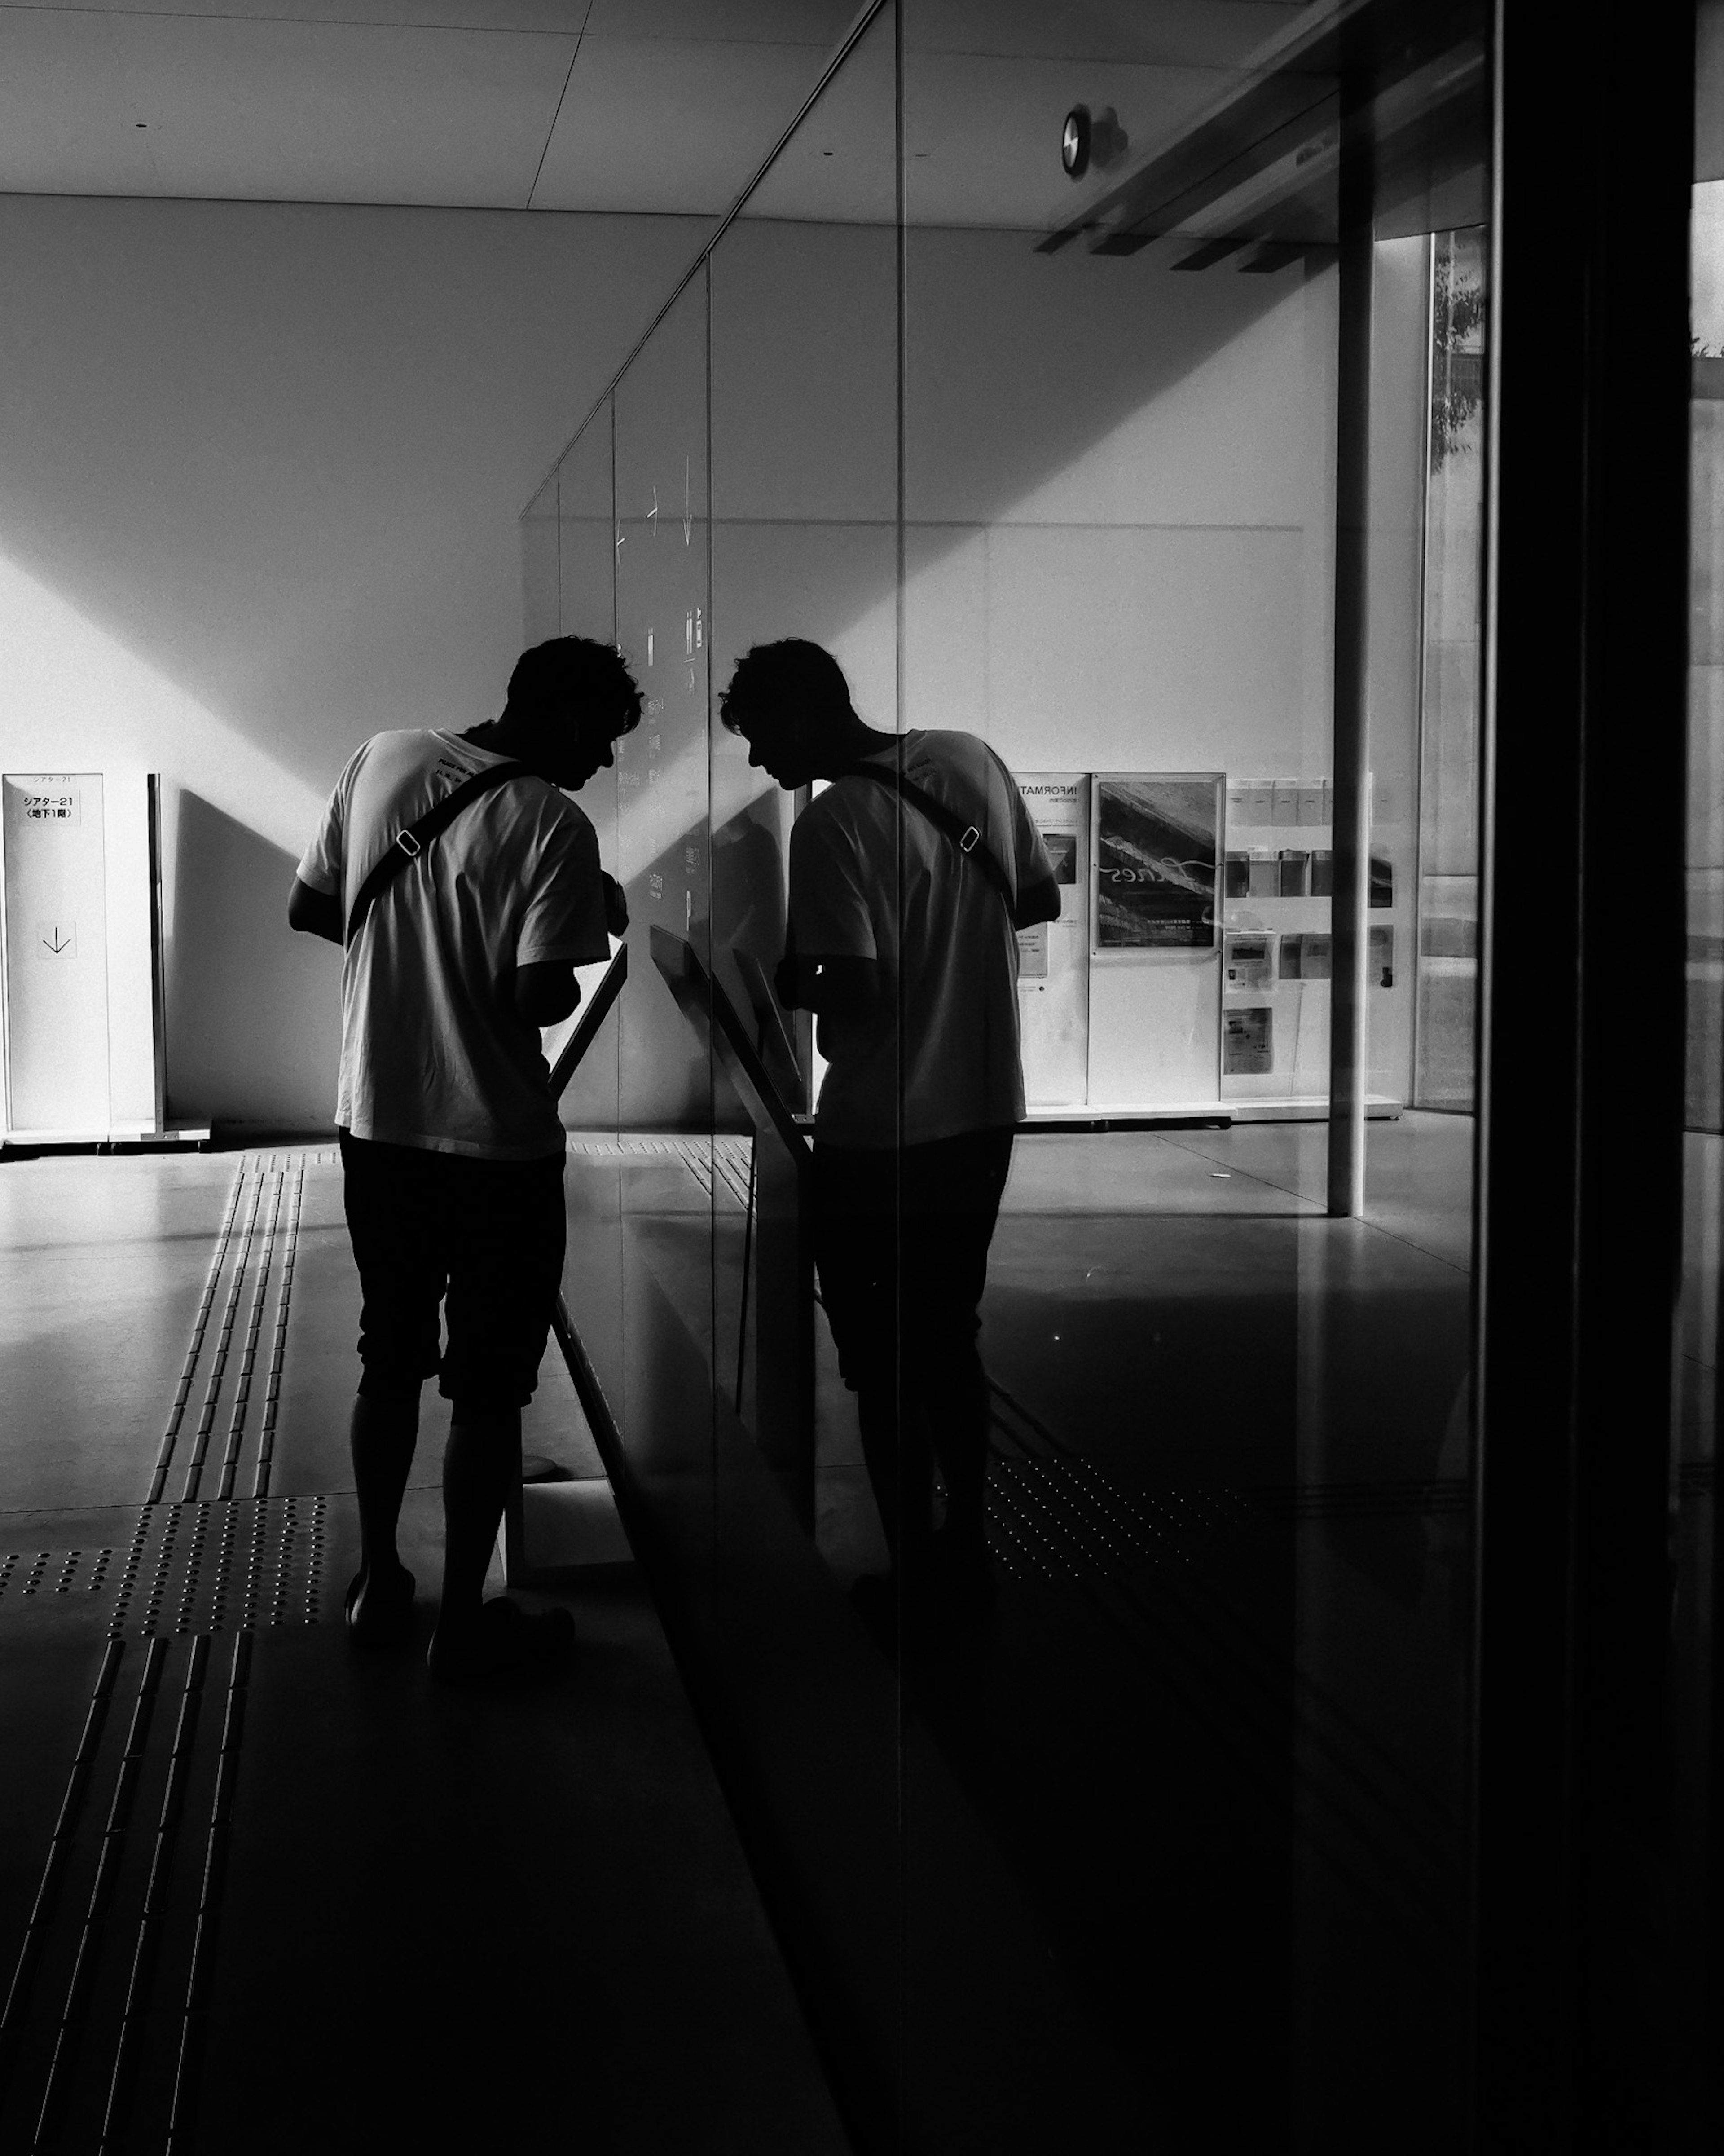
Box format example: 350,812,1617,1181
899,9,1317,2143
525,3,1504,2146
554,411,620,1136
1416,227,1487,1112
898,4,1483,2147
1677,19,1723,2130
550,409,626,1448
711,11,898,1556
520,471,559,648
704,12,910,2141
607,273,715,1583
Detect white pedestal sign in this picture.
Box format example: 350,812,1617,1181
3,773,111,1133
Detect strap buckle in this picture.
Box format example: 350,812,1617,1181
395,830,422,860
959,825,981,854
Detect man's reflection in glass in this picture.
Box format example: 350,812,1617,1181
720,640,1060,1648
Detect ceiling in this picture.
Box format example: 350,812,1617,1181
0,0,1315,223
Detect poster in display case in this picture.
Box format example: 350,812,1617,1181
1014,772,1090,1106
1092,774,1223,951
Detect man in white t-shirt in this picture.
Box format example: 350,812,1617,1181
289,635,639,1682
718,639,1060,1646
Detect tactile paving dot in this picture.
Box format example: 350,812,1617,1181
0,1497,328,1637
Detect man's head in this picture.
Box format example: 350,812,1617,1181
719,639,856,789
503,635,643,788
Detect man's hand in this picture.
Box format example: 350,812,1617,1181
287,878,342,945
776,953,877,1025
602,872,629,940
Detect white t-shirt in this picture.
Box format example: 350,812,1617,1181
789,730,1053,1149
296,728,611,1160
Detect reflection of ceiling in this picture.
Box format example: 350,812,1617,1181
0,0,857,210
1037,0,1489,265
0,0,1482,243
0,0,1315,220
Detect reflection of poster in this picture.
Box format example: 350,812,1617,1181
1224,933,1272,989
1015,774,1091,1106
1223,1006,1273,1075
1093,775,1221,950
1299,932,1332,979
1043,829,1078,885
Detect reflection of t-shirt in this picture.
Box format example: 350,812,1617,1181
296,729,610,1160
790,730,1053,1148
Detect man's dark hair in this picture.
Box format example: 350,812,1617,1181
506,636,643,737
719,639,853,735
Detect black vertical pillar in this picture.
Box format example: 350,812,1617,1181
1471,4,1695,2149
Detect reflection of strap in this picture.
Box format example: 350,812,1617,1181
344,761,530,947
844,761,1017,914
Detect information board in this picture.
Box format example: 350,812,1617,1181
1015,772,1090,1107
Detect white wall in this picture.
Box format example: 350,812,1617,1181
701,219,1343,1111
0,193,703,1130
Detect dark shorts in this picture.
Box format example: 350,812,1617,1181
339,1131,566,1411
811,1128,1015,1393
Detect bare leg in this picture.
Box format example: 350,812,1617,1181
428,1407,576,1682
349,1387,419,1600
434,1406,519,1639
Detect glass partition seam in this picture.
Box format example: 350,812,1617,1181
614,397,623,1134
704,256,720,1541
516,0,892,523
1409,237,1437,1102
891,5,908,2124
1326,34,1377,1217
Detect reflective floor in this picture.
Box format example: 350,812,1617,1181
2,1123,1709,2152
0,1148,844,2155
562,1112,1482,2151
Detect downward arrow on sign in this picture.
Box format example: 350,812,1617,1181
42,927,70,955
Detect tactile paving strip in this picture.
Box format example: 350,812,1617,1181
567,1133,754,1206
0,1146,339,2153
982,1386,1466,1955
0,1498,327,1638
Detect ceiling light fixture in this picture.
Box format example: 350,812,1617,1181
1064,104,1127,182
1061,106,1090,180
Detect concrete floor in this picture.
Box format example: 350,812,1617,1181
0,1146,846,2155
1,1115,1709,2153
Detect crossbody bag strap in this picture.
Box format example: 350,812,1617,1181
844,760,1019,915
344,760,531,948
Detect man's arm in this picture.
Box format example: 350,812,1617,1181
514,961,582,1028
1012,872,1062,931
774,952,878,1026
287,878,343,945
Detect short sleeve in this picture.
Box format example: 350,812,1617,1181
790,800,878,960
295,757,355,899
515,807,611,967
